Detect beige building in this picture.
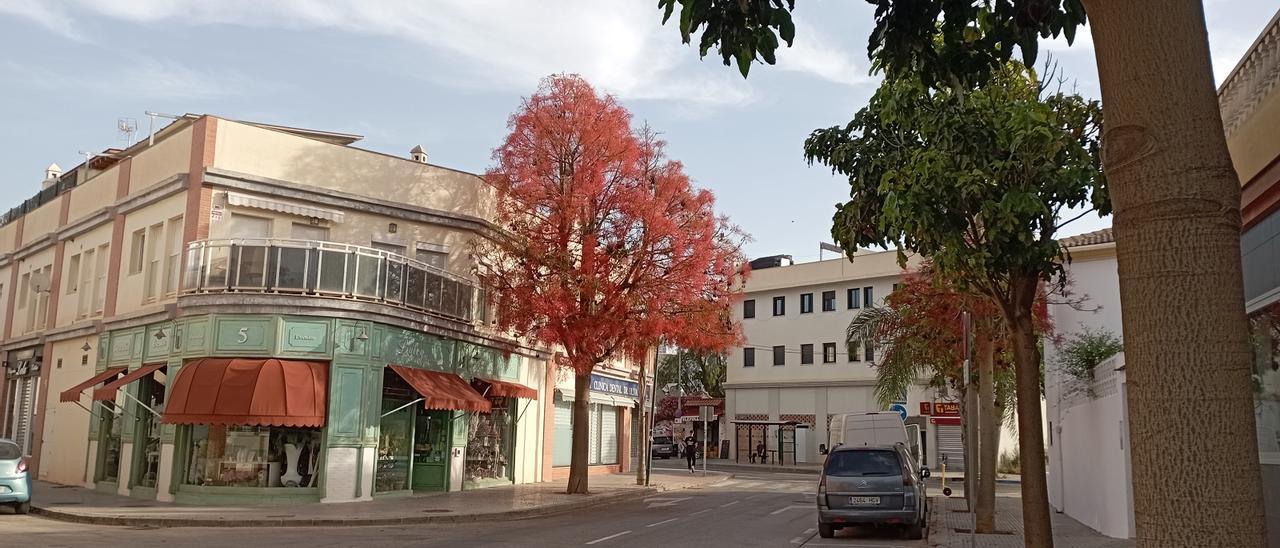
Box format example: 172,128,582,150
0,114,640,505
724,250,970,469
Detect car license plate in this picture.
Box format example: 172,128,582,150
850,496,880,506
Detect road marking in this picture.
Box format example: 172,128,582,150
770,505,810,515
643,496,691,508
585,531,631,545
646,517,680,528
789,527,816,544
689,508,712,516
720,500,739,507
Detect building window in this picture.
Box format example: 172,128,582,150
823,343,837,363
416,249,449,270
892,283,901,292
92,244,108,315
800,293,813,314
163,216,183,295
743,347,755,367
865,341,875,362
848,288,860,309
772,296,785,316
129,229,146,275
65,254,81,295
466,396,515,483
863,286,874,307
743,299,755,319
184,425,322,487
801,344,814,364
77,249,94,317
96,402,122,483
372,241,407,256
847,340,861,362
822,290,836,312
143,222,163,301
553,400,573,466
773,346,785,366
290,222,329,241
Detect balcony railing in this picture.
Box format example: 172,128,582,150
182,238,475,322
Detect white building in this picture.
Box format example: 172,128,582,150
724,250,975,469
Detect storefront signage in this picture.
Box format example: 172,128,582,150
920,402,932,415
933,401,960,417
590,374,639,398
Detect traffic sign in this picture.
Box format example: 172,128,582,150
889,403,908,422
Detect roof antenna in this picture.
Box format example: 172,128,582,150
117,117,138,146
144,111,183,146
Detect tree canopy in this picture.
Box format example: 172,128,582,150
656,350,727,399
477,74,749,375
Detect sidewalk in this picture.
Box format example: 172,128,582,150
31,471,729,528
929,495,1134,548
696,458,821,474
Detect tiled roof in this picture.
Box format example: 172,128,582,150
1059,228,1114,248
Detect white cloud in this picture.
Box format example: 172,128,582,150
1,57,263,100
0,0,83,40
3,0,755,106
776,18,874,87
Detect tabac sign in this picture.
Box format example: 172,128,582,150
933,401,961,417
590,374,639,398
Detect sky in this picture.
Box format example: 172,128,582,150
0,0,1275,262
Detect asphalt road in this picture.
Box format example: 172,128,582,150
0,466,946,547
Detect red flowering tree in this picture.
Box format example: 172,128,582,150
477,75,748,494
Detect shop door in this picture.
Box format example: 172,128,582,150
412,408,451,491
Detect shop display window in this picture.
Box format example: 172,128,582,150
97,401,122,483
376,395,414,492
133,369,166,488
183,425,321,488
466,397,514,483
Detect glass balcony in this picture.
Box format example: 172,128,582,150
182,238,475,322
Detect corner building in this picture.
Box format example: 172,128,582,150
0,115,635,505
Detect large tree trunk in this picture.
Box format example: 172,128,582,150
567,372,592,494
1006,295,1053,548
977,334,999,533
1082,1,1267,546
636,350,651,486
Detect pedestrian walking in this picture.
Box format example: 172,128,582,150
684,432,698,473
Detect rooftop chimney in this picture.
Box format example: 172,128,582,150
42,163,63,189
410,145,428,164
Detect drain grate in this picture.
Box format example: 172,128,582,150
52,485,77,489
420,509,453,513
51,502,83,505
265,515,295,518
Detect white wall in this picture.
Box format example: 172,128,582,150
1045,244,1134,538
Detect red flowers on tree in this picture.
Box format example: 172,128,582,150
477,75,747,494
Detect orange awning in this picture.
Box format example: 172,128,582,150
93,362,167,401
60,367,126,402
472,377,538,400
162,358,328,427
388,365,491,413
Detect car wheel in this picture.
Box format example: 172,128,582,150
905,519,924,540
13,501,31,515
818,522,835,539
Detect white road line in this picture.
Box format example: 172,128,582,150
788,527,816,545
585,531,632,545
689,508,712,516
646,518,680,528
770,505,810,515
720,500,739,507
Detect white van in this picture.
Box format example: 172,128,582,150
828,412,908,448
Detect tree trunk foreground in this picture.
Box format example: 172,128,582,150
977,335,999,533
1085,1,1267,546
1007,301,1054,548
567,372,592,494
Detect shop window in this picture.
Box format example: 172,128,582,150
96,401,122,483
183,425,321,488
467,397,515,483
132,368,167,489
376,383,415,493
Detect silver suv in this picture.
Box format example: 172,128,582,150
816,443,929,539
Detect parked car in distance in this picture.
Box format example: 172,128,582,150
0,439,31,514
651,436,679,459
816,443,928,539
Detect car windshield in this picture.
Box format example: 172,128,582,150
0,440,20,460
824,450,901,477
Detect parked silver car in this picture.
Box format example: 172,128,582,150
0,439,31,514
816,443,928,539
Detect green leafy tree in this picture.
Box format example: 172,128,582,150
655,2,1265,545
1054,327,1123,396
656,351,727,399
803,63,1103,544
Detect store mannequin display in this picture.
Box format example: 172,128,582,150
281,442,304,487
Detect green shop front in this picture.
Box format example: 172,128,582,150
64,314,537,504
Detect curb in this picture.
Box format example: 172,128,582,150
30,473,733,529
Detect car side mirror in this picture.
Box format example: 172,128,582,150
819,443,828,455
921,467,931,478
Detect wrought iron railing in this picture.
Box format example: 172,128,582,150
182,238,475,322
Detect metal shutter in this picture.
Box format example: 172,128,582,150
553,401,573,466
589,404,601,465
936,424,965,472
600,406,618,464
